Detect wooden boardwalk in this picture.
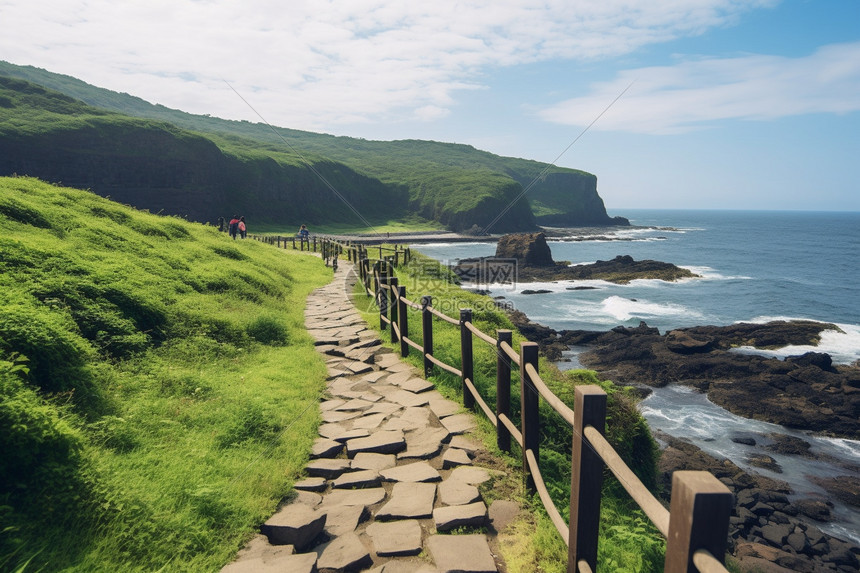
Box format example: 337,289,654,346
221,263,518,573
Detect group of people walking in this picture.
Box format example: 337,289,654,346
227,215,246,239
220,217,311,245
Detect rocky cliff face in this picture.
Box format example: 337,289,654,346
522,171,629,227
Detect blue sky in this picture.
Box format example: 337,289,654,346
1,0,858,211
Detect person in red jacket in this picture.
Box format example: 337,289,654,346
228,216,239,239
238,216,247,239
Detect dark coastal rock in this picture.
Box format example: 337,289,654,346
747,453,782,473
495,232,555,266
809,475,860,508
765,434,814,457
454,233,699,284
575,321,860,439
521,289,552,295
732,434,758,446
656,433,858,572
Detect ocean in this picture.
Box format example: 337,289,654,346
413,209,860,544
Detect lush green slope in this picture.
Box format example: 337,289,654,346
0,61,627,231
0,176,332,571
0,75,407,230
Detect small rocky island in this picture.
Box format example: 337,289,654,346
453,232,699,283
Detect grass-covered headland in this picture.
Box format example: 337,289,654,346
0,177,332,571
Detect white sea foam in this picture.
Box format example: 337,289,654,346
601,295,704,322
681,265,752,281
731,320,860,364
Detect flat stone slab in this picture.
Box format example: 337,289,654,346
449,466,492,486
293,477,327,492
320,399,346,411
351,413,389,431
335,398,376,411
387,389,431,408
381,407,430,432
427,398,461,419
398,426,450,460
488,499,520,533
438,479,481,506
321,409,363,423
442,447,472,468
366,402,402,416
305,458,351,479
380,461,441,483
399,377,434,393
433,501,488,531
365,562,439,573
321,487,386,509
346,430,406,457
351,452,397,471
426,534,497,573
376,482,436,520
316,532,373,571
261,504,326,550
366,520,423,556
332,469,382,489
311,437,343,459
440,413,477,435
448,435,480,456
323,503,367,537
220,552,318,573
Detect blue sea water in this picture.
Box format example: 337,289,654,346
415,209,860,364
413,209,860,544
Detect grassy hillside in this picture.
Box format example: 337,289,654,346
0,61,627,231
0,176,332,571
0,76,408,230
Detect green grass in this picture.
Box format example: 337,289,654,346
0,177,332,571
352,251,665,572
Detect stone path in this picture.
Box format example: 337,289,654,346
222,263,519,573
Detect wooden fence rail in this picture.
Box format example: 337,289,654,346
255,235,733,573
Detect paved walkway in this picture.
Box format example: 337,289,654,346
222,264,518,573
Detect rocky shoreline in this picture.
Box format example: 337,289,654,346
504,309,860,571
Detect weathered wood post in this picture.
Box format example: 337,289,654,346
568,385,607,573
496,329,513,453
421,295,434,378
520,341,540,492
389,277,399,345
460,309,475,410
377,265,389,331
397,284,409,357
664,472,733,573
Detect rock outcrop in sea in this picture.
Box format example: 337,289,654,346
453,232,699,284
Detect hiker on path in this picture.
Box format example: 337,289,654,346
238,216,247,239
228,215,240,239
298,224,310,250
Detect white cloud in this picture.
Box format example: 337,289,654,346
538,42,860,134
0,0,779,129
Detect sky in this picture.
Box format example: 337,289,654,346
1,0,859,212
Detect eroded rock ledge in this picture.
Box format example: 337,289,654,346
453,232,699,283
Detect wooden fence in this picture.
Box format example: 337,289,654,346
257,234,733,573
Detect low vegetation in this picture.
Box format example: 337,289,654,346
0,177,332,571
353,251,665,572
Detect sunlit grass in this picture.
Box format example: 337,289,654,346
0,177,331,572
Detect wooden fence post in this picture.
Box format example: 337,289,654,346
421,296,434,378
520,341,539,493
389,277,399,345
460,309,475,410
377,271,388,331
664,472,733,573
397,284,409,357
496,329,512,453
568,385,607,573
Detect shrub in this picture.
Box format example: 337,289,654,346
246,315,289,346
